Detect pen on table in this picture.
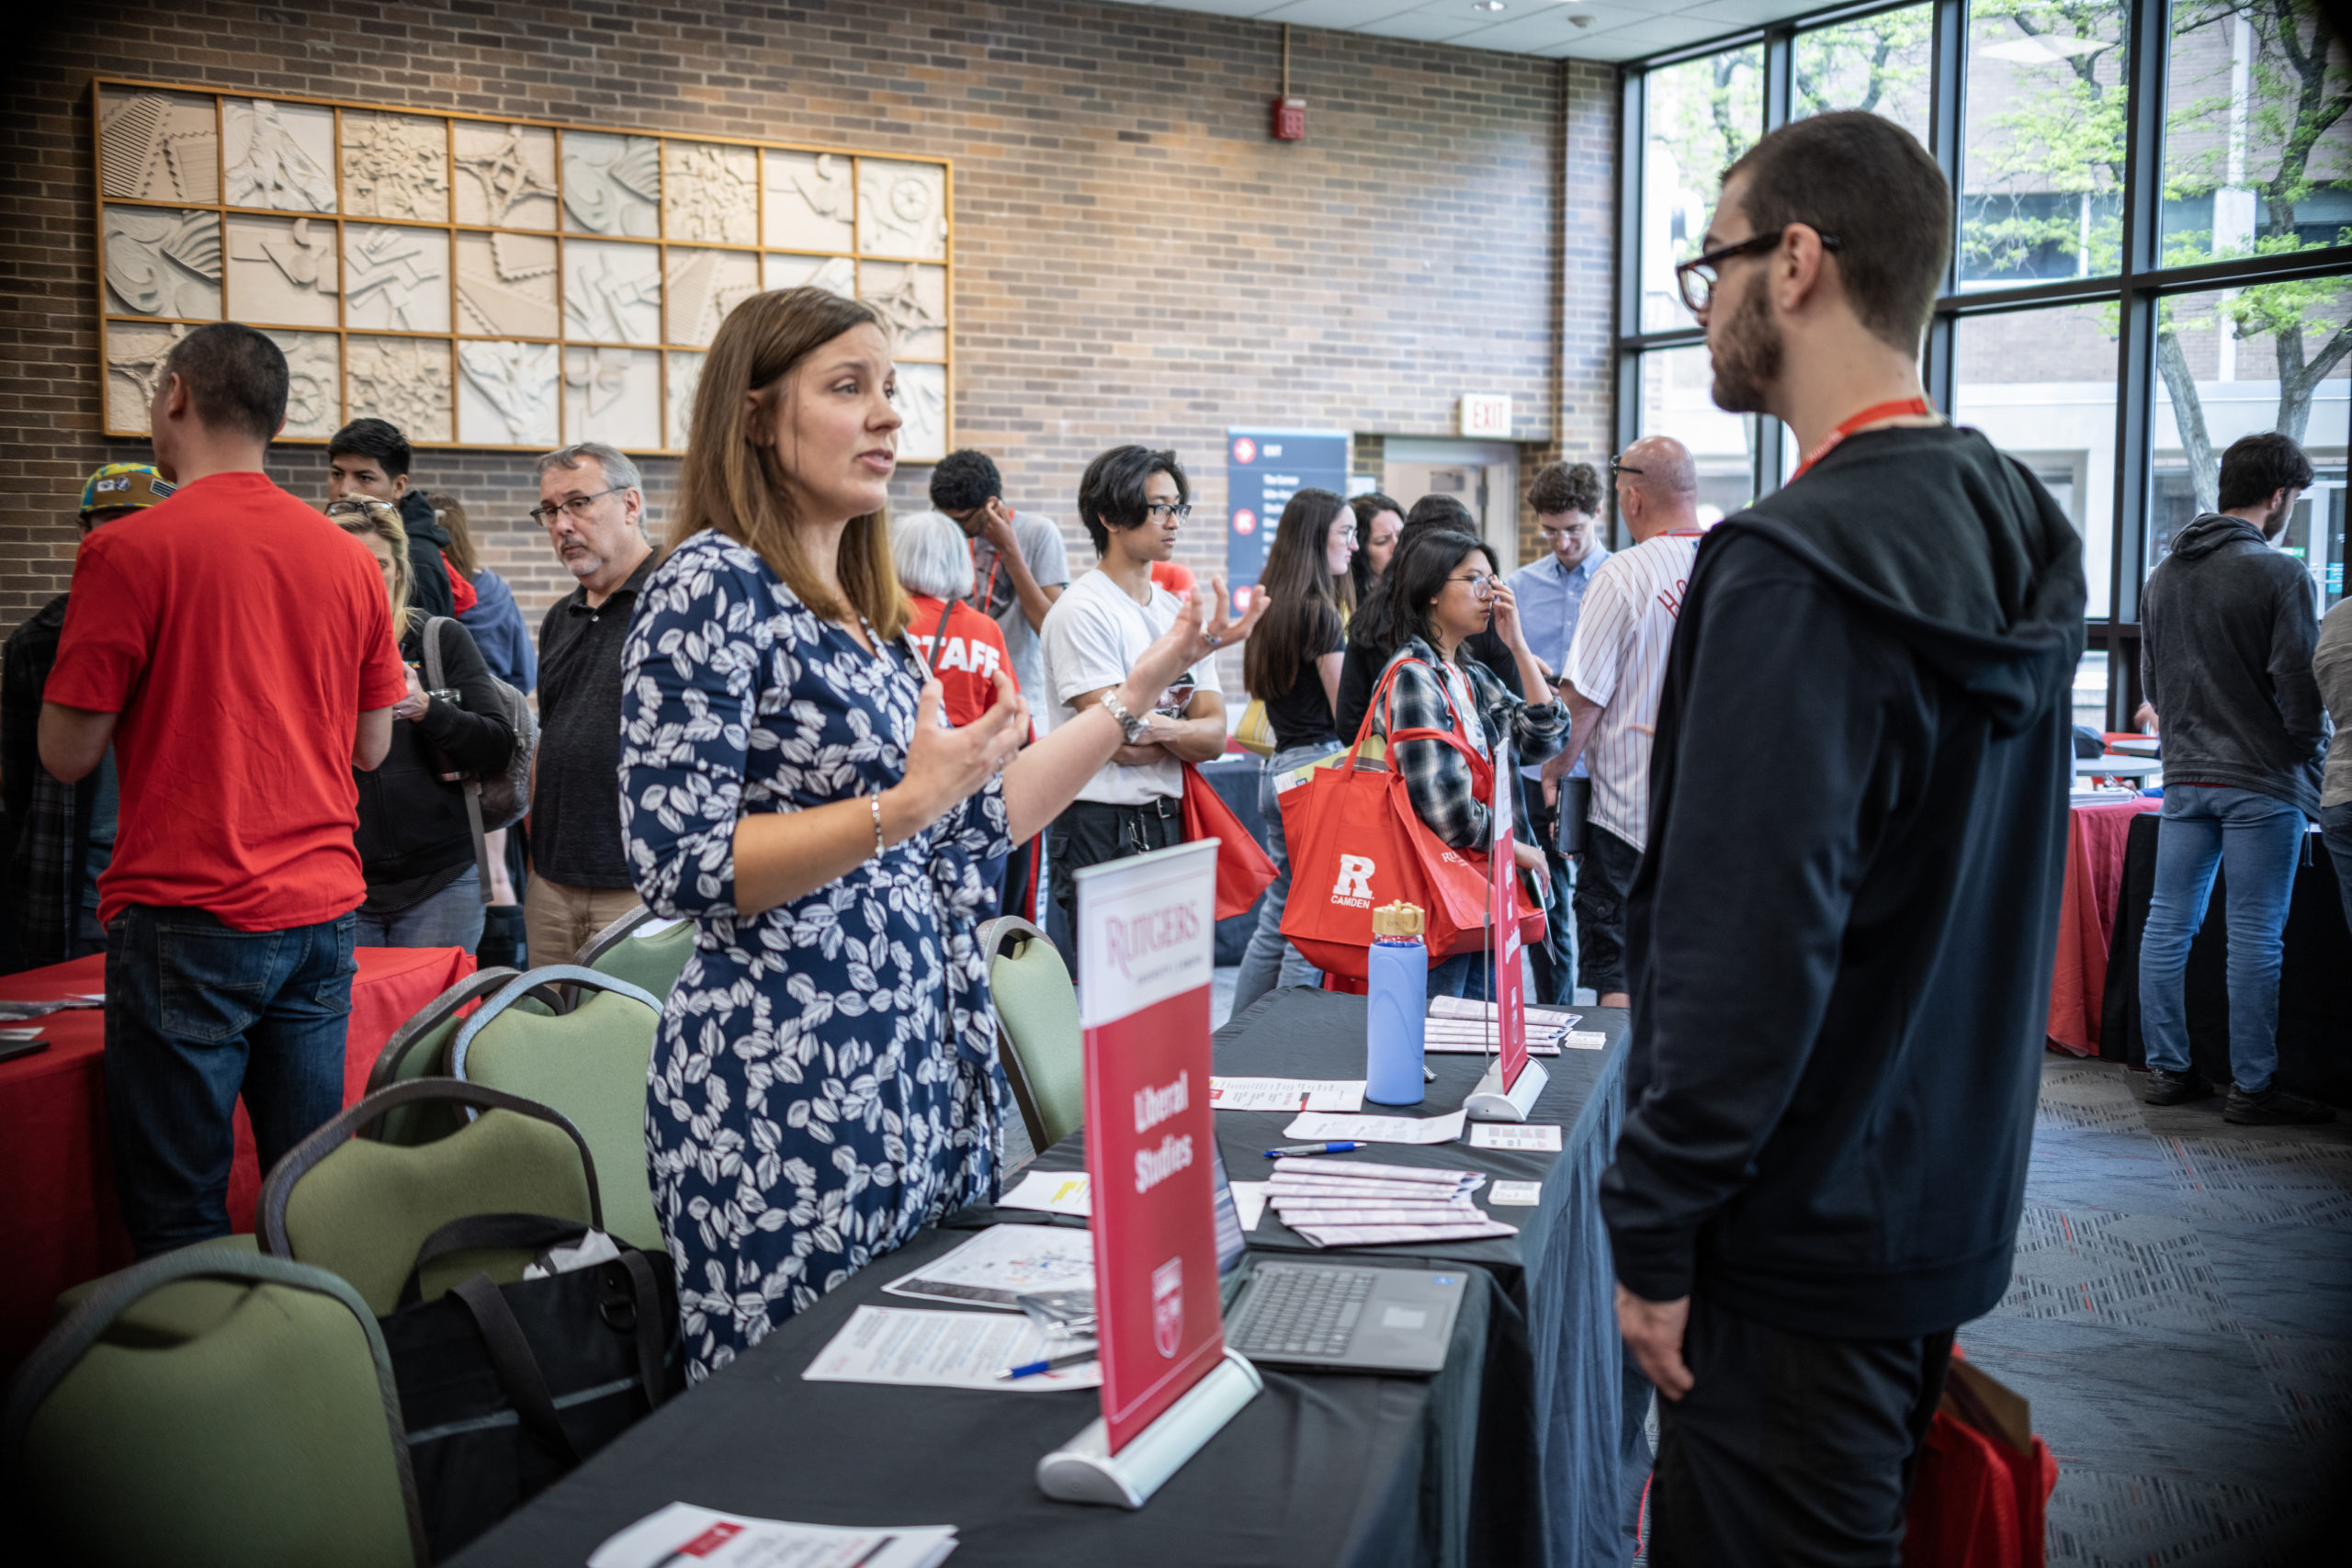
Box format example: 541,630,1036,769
998,1346,1101,1380
1263,1141,1363,1157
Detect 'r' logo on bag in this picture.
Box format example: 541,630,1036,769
1332,854,1375,907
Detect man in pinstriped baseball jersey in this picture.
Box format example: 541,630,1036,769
1545,435,1702,1007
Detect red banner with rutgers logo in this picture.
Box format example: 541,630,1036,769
1075,840,1226,1454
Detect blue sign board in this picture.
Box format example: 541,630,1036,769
1225,428,1351,611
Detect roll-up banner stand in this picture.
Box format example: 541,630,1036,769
1037,840,1261,1508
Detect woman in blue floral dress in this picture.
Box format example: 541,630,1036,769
619,288,1264,1381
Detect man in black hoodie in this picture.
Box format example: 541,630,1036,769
2136,432,2329,1125
326,417,456,620
1599,112,2085,1563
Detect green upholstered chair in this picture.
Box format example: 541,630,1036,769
449,966,665,1255
577,905,696,1004
362,966,517,1146
978,915,1085,1153
258,1080,602,1316
2,1248,428,1568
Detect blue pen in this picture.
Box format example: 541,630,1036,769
1263,1141,1364,1157
997,1346,1099,1380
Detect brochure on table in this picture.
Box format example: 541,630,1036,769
1464,739,1547,1122
589,1502,958,1568
1038,840,1261,1509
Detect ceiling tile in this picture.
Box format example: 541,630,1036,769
1349,10,1498,43
1259,0,1427,28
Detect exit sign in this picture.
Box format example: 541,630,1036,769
1459,394,1511,438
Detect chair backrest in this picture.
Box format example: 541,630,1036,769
363,966,517,1145
1,1249,427,1568
978,915,1084,1152
579,907,695,1004
259,1080,602,1315
449,965,665,1254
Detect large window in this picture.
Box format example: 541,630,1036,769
1640,47,1762,333
1961,3,2131,290
1638,345,1760,522
1795,5,1933,136
1955,302,2122,615
1615,0,2352,727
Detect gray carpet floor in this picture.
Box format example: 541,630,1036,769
1961,1056,2352,1565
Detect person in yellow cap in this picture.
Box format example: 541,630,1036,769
1,463,175,970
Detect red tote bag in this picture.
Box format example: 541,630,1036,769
1182,764,1280,920
1278,659,1543,980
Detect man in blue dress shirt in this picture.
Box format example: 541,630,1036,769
1506,460,1608,1002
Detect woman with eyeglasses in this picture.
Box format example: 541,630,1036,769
1231,486,1358,1016
326,496,516,953
617,289,1266,1381
1364,527,1566,998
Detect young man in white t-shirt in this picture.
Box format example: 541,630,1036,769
1551,434,1705,1006
1037,445,1227,955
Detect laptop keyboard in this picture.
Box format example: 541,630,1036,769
1227,1266,1379,1359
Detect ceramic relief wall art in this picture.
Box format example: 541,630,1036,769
92,80,952,454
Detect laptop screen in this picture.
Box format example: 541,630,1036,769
1209,1143,1247,1283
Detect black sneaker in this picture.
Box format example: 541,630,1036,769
2223,1086,2337,1126
2141,1066,2211,1106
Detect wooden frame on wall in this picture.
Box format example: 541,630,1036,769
90,77,955,460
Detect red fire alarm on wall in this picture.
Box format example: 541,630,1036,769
1270,24,1303,141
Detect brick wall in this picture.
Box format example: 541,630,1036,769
5,1,1617,696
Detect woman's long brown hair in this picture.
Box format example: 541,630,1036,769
669,286,909,640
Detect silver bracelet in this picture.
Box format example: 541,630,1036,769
1099,689,1149,746
869,792,887,859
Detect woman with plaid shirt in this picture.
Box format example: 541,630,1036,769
1367,527,1569,998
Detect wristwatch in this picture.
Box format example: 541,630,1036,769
1099,690,1149,746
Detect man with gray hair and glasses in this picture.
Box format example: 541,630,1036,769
527,441,655,964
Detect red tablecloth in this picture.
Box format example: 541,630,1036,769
0,945,473,1369
2046,798,2161,1056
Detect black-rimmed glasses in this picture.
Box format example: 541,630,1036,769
1673,226,1842,315
1448,572,1496,602
1144,501,1193,522
1609,457,1643,479
528,486,626,526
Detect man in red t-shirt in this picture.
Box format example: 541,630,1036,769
40,321,407,1258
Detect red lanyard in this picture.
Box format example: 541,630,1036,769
1790,398,1937,481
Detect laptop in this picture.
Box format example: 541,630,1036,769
1210,1146,1465,1375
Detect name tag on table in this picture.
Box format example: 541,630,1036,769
1470,1123,1562,1152
1487,1180,1544,1206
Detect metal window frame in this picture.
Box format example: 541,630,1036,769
1611,0,2352,728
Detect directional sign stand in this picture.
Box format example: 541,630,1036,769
1036,1350,1264,1508
1037,840,1261,1509
1464,739,1547,1122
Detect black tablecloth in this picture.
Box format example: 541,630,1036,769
2099,813,2352,1104
450,990,1634,1568
1028,989,1636,1567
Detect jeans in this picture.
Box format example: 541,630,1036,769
1573,823,1643,998
2138,785,2307,1094
1231,743,1330,1017
1426,947,1494,1001
353,865,484,952
105,905,356,1257
1649,1294,1952,1566
1526,776,1580,1004
2323,802,2352,942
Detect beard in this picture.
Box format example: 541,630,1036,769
2261,493,2295,541
1709,280,1782,414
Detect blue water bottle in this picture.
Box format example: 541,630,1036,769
1365,900,1428,1106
